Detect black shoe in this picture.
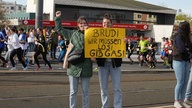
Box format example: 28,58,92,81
130,61,134,64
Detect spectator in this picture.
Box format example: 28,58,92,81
55,11,94,108
184,32,192,106
50,27,58,59
172,21,192,108
96,13,123,108
57,35,66,64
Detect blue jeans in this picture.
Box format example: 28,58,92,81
185,65,192,100
68,76,91,108
173,60,190,101
28,42,35,52
98,62,122,108
58,50,66,62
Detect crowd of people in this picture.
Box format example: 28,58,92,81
0,25,67,70
0,24,175,71
125,35,173,69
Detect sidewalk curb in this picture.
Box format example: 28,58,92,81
0,69,173,76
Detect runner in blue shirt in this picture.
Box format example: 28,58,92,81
0,31,8,67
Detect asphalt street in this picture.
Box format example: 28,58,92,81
0,54,176,108
0,72,175,108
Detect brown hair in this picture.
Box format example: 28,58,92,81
103,13,112,23
77,16,88,24
179,21,190,44
37,27,43,32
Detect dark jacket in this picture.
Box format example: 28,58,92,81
36,34,47,53
50,31,58,45
96,58,122,68
34,42,45,53
126,42,134,52
36,34,46,47
172,29,190,61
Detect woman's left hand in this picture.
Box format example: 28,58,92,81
90,57,96,62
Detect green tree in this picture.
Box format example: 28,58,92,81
0,3,10,26
0,3,4,20
176,14,192,25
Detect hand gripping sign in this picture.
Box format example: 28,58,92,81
84,28,126,58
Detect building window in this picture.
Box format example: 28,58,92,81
11,6,14,10
18,6,21,10
138,15,141,18
149,14,152,18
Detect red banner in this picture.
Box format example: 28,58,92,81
22,20,149,30
22,20,35,25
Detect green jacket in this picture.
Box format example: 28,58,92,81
55,16,93,77
50,31,58,45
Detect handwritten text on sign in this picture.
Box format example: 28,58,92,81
84,28,126,58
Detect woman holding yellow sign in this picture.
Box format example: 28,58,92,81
96,14,123,108
55,11,93,108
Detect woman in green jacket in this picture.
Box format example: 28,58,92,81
55,11,93,108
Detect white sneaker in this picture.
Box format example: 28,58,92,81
174,101,184,108
184,99,191,105
183,102,192,108
23,67,28,71
6,64,10,68
10,67,16,70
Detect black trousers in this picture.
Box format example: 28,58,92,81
0,48,7,64
34,51,52,68
10,47,26,68
50,44,57,59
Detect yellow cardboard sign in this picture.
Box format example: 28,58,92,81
84,28,126,58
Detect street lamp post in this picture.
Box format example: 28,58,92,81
35,0,43,28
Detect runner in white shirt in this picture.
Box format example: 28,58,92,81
27,28,35,52
8,27,27,70
4,28,14,67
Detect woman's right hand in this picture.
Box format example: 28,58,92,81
56,11,61,17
